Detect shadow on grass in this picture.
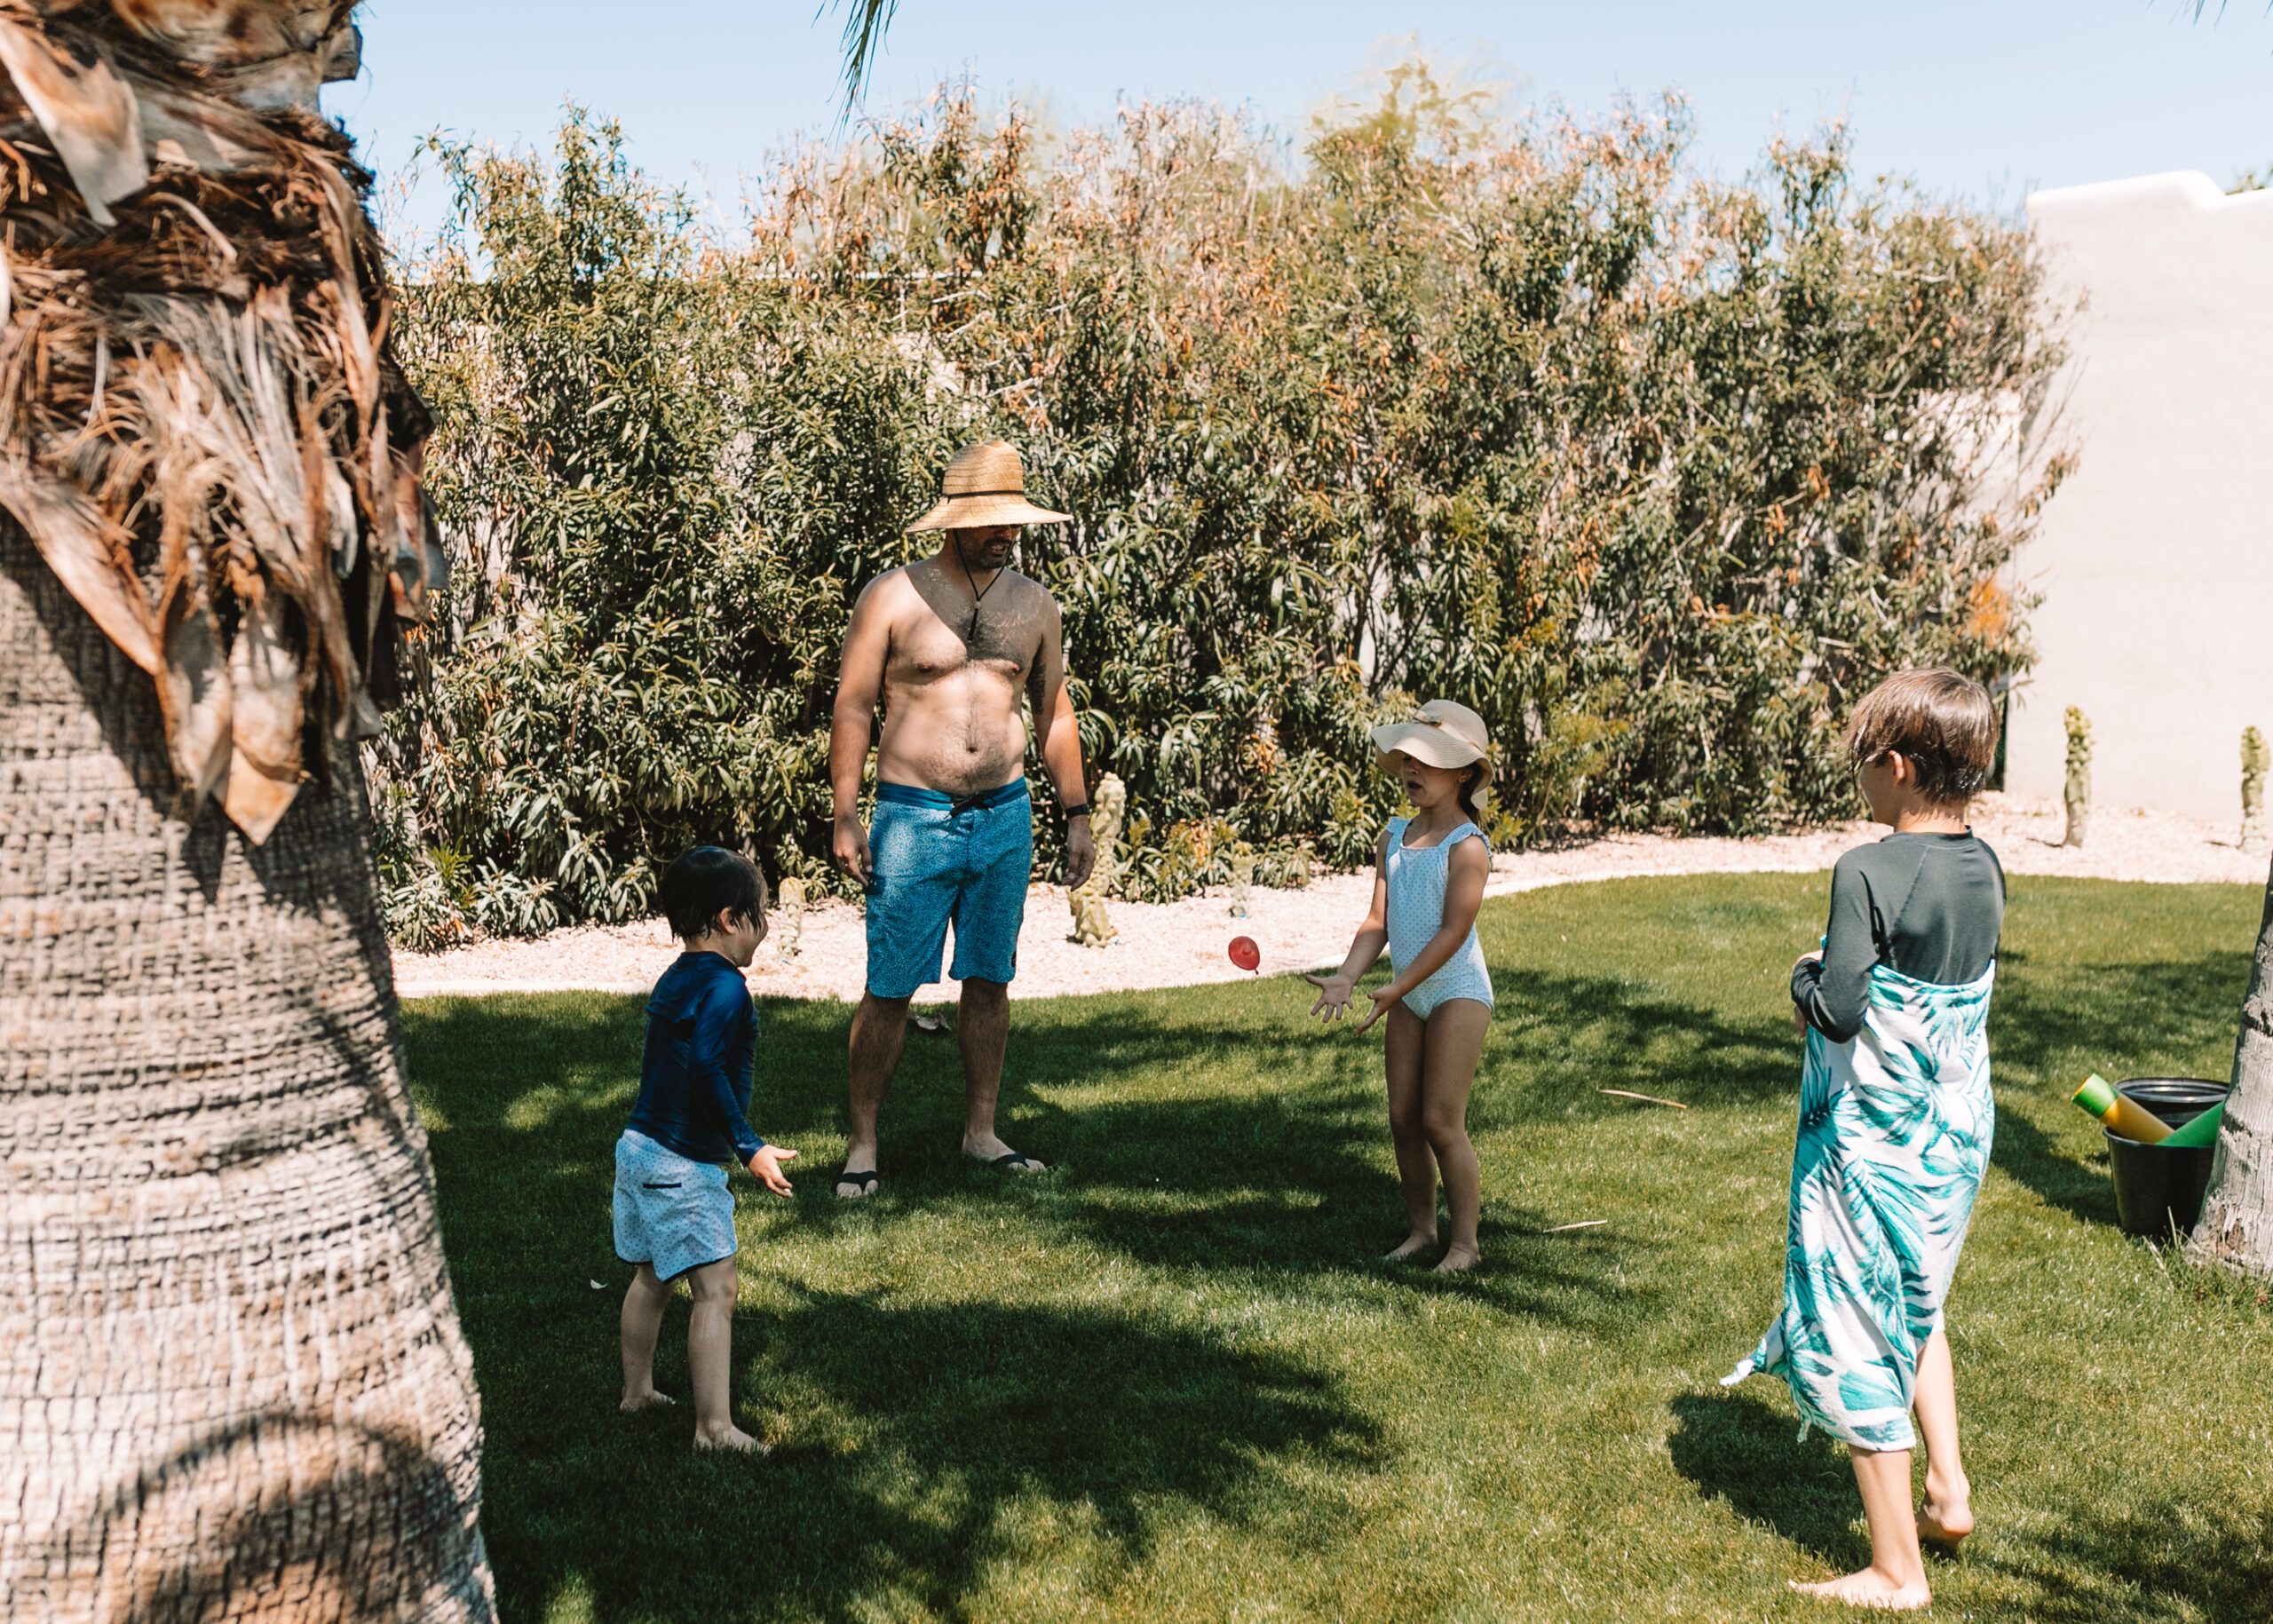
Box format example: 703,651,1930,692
403,986,1672,1334
1993,1495,2273,1623
1484,967,1794,1117
1665,1390,1866,1573
487,1292,1382,1624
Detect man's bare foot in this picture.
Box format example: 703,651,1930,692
836,1153,879,1200
1918,1495,1974,1548
1384,1232,1437,1262
619,1390,675,1413
1433,1246,1482,1274
693,1423,771,1455
962,1134,1048,1171
1788,1569,1930,1610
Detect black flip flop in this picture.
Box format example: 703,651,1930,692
835,1168,879,1198
985,1152,1049,1173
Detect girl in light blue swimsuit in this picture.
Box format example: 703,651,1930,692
1309,699,1497,1273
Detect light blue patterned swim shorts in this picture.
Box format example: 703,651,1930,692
613,1129,736,1281
864,779,1032,998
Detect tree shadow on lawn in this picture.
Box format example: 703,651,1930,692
485,1289,1384,1624
1665,1389,1870,1575
402,963,1808,1335
1985,1494,2273,1623
1483,965,1795,1115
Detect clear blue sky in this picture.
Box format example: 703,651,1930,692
336,1,2272,232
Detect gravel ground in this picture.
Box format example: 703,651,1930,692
392,792,2267,1002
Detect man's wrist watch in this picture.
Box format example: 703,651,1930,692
1060,802,1090,821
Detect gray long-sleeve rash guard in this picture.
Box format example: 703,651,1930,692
1791,831,2007,1043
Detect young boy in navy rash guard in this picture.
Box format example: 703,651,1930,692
614,847,796,1453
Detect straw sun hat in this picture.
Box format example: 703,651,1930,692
907,440,1073,532
1370,700,1494,801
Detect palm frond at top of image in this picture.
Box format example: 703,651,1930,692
827,0,899,112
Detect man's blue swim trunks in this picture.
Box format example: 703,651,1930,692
865,779,1032,998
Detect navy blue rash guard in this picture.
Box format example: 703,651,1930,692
625,952,766,1166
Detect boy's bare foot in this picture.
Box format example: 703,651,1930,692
1432,1246,1481,1274
619,1390,674,1413
693,1423,771,1455
1384,1232,1437,1262
1788,1570,1931,1610
1918,1495,1974,1548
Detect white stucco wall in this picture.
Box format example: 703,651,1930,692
2008,172,2273,824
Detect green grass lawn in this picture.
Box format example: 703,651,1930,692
403,874,2273,1624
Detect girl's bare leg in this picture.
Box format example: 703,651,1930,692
1912,1327,1974,1544
685,1256,764,1453
1419,999,1489,1271
619,1264,674,1410
1791,1446,1930,1609
1382,1002,1437,1258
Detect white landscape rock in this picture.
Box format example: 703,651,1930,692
390,793,2267,1002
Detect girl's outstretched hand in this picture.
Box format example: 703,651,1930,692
1306,973,1398,1033
1350,986,1399,1034
1305,971,1354,1022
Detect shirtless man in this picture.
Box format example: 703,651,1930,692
828,440,1096,1199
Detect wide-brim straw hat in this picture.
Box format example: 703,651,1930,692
1371,699,1494,789
907,440,1072,532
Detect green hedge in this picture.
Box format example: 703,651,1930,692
374,68,2068,947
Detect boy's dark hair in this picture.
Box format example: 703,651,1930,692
1843,668,2000,804
661,847,766,941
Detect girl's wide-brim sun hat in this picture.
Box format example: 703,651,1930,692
1370,700,1494,788
907,440,1073,532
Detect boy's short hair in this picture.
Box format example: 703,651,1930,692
1842,668,2000,804
661,847,766,940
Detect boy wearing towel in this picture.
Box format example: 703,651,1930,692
1724,669,2006,1611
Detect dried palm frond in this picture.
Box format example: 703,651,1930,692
0,0,434,843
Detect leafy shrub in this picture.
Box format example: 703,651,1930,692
377,62,2066,933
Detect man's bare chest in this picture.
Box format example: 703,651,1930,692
891,573,1045,681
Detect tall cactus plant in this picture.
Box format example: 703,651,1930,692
2062,707,2093,849
2242,726,2269,858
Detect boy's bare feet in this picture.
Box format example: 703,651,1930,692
1384,1232,1437,1262
693,1422,771,1454
1432,1246,1481,1274
620,1390,674,1413
1918,1494,1974,1549
1788,1570,1931,1610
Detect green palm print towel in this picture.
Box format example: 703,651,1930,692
1723,961,1996,1450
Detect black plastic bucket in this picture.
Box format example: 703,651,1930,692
2105,1078,2230,1238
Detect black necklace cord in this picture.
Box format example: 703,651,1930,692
954,535,1003,644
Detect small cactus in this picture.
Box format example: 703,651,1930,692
2062,708,2092,849
2244,726,2269,858
1068,774,1128,947
1228,843,1255,919
774,875,806,962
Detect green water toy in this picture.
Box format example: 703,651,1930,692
2161,1100,2227,1149
2072,1073,2172,1145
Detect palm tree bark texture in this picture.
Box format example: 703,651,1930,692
0,3,491,1618
2195,862,2273,1272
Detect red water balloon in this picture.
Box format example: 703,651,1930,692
1228,936,1261,972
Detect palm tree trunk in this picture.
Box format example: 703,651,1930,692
0,519,492,1617
2193,860,2273,1271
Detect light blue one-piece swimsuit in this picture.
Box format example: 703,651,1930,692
1383,817,1495,1018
